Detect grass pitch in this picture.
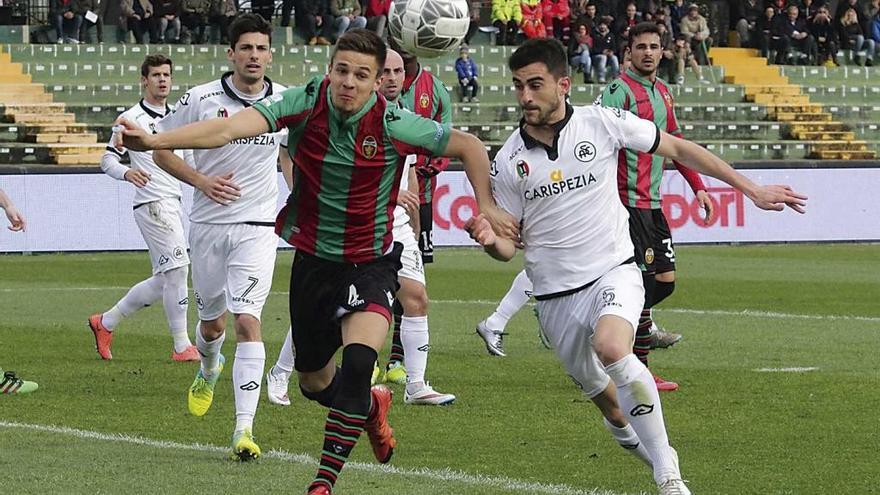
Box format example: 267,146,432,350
1,244,878,495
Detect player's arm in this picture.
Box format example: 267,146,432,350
104,119,150,187
407,166,420,233
153,148,241,205
0,188,26,232
279,147,294,191
117,107,270,152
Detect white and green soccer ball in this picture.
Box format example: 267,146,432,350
387,0,470,59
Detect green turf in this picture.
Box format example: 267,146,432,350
1,245,878,495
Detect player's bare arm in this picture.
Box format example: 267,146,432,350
279,149,294,191
406,166,420,233
655,132,808,213
464,214,516,261
0,188,26,232
153,148,241,205
115,107,270,151
695,190,714,224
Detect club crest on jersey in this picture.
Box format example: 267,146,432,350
550,169,563,182
419,93,430,109
361,136,378,158
217,107,228,118
645,248,655,265
516,160,530,179
574,141,596,163
149,122,157,134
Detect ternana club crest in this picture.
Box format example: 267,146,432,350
516,160,529,178
419,93,430,109
217,107,228,118
362,136,378,158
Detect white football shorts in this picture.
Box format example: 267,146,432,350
535,263,644,398
133,198,189,275
189,222,278,321
392,222,425,286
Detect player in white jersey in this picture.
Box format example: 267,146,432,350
141,14,289,461
466,39,806,495
89,54,197,363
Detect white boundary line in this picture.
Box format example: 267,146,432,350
754,367,819,373
2,286,879,323
0,421,636,495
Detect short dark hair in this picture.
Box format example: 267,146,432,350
332,28,387,74
508,38,568,79
628,21,662,47
228,13,273,49
141,54,172,78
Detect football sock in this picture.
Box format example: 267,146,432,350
603,417,653,467
103,275,164,330
634,308,652,366
401,315,429,392
233,342,265,433
388,299,405,363
196,323,225,379
274,326,296,374
161,266,190,352
653,280,675,306
310,344,375,491
605,354,678,483
486,269,533,331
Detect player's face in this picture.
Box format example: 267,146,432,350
380,50,405,101
329,50,381,116
227,32,272,85
142,64,172,100
512,62,570,127
629,33,662,76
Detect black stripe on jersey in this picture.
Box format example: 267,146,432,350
105,145,127,157
519,103,574,161
220,71,274,108
648,124,660,154
138,99,169,119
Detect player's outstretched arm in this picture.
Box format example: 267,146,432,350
465,214,516,261
655,131,807,213
115,107,270,152
0,188,26,232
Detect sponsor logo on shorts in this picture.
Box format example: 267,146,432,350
385,289,395,307
239,381,260,391
574,141,596,163
195,292,204,310
173,247,185,260
601,288,622,308
158,255,170,266
178,297,188,306
645,248,655,265
348,285,364,307
630,403,654,416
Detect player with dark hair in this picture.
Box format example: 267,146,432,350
116,28,507,495
467,37,805,495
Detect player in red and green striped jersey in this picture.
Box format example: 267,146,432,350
115,29,512,495
599,22,715,392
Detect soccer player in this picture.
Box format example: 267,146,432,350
88,54,197,363
599,22,715,391
132,14,289,460
466,38,805,494
116,29,505,495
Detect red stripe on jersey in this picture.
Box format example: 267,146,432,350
617,92,633,205
657,79,706,193
621,73,655,209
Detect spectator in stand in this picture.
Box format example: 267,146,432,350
798,0,823,23
591,20,619,82
332,0,367,41
542,0,570,42
51,0,81,43
810,4,838,66
281,0,295,27
365,0,391,37
521,0,547,39
455,45,480,102
568,22,594,82
734,0,763,48
757,5,775,57
180,0,210,43
572,2,598,33
464,0,480,45
872,10,880,53
840,7,875,66
251,0,275,21
668,31,707,83
119,0,152,42
492,0,522,45
769,0,786,15
835,0,868,29
615,2,641,56
772,5,817,65
653,5,673,35
590,0,615,19
301,0,334,45
152,0,181,43
208,0,236,44
679,3,711,65
75,0,105,43
669,0,685,34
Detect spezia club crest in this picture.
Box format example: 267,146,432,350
516,160,529,179
574,141,596,163
362,136,378,158
217,107,228,118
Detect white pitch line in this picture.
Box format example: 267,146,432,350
754,367,819,373
2,287,879,323
0,421,637,495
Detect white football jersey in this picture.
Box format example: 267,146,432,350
156,74,288,224
491,104,659,298
103,100,185,205
392,154,419,229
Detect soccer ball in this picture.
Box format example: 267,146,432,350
387,0,470,59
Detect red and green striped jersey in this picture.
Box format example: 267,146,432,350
599,68,705,209
399,65,452,204
253,76,452,263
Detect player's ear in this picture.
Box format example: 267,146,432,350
558,74,571,96
227,46,234,63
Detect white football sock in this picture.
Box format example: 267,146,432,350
233,342,266,432
603,417,653,468
486,269,533,331
274,326,295,374
161,266,190,352
401,315,429,393
102,275,164,330
605,354,679,484
196,323,225,379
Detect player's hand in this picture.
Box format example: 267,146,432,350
416,157,446,178
751,185,807,214
482,204,521,246
464,214,497,247
396,189,419,218
124,169,151,188
113,117,155,152
695,189,714,225
5,206,26,232
197,172,241,205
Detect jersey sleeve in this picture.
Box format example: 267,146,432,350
102,111,131,180
489,154,523,222
596,79,629,109
598,105,660,154
387,106,452,157
252,77,321,133
155,90,199,132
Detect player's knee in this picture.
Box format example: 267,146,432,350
233,313,262,342
338,343,378,393
162,265,188,288
652,280,675,306
400,288,429,316
300,367,340,407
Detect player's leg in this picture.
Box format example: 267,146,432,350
382,299,405,383
649,209,682,349
591,382,653,467
152,199,196,359
590,264,686,490
476,269,533,357
266,325,295,406
417,201,434,264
